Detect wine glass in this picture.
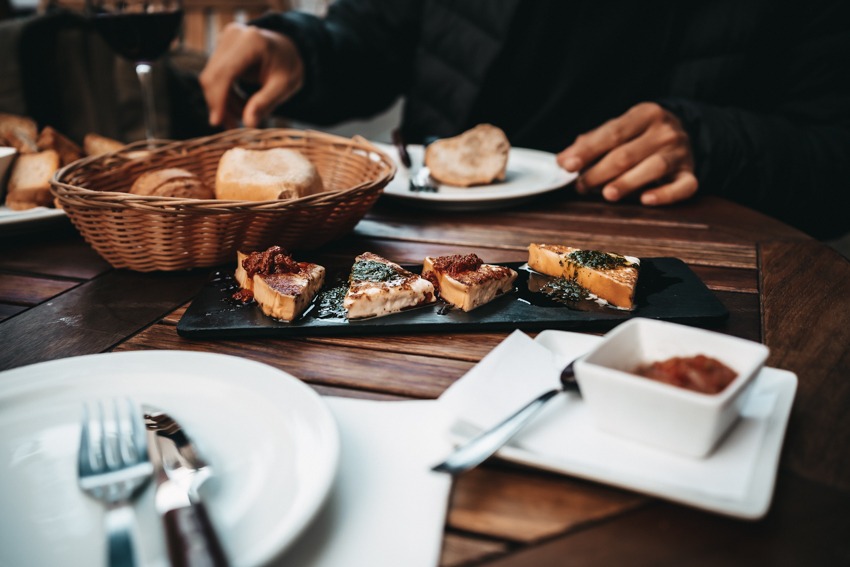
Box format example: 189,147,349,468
87,0,184,142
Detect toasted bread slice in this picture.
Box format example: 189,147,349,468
234,247,325,321
37,126,83,166
235,251,253,291
5,150,60,210
344,252,436,319
527,243,640,309
253,263,325,321
424,124,510,187
422,254,517,311
83,133,125,156
0,113,38,154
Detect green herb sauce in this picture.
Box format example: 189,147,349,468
540,277,590,303
350,260,403,283
567,250,627,270
316,284,347,319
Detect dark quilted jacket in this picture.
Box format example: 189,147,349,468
254,0,850,239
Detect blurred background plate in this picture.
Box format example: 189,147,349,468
0,206,68,235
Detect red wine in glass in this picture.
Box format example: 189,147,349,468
92,10,183,63
88,1,184,141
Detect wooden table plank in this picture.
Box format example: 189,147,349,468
712,290,761,342
0,231,111,280
115,323,469,398
760,241,850,491
480,473,850,567
0,269,209,371
0,274,78,306
0,303,26,322
447,466,647,543
439,533,509,567
354,218,758,269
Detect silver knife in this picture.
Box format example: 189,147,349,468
144,407,229,567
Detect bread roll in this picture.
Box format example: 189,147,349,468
215,147,324,201
5,150,60,210
129,168,214,199
424,124,510,187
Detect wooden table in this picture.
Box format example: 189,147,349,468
2,193,850,565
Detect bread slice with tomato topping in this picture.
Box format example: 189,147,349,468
422,254,517,311
235,246,325,321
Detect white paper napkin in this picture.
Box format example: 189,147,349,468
272,398,453,567
439,330,778,501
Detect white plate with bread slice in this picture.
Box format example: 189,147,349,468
0,144,67,231
0,205,66,232
373,141,577,211
1,113,129,234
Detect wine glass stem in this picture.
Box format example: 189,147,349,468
135,62,157,141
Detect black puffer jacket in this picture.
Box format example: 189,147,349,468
254,0,850,239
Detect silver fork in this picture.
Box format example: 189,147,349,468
392,128,439,192
78,398,154,567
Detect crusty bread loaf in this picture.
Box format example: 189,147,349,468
129,168,214,199
5,150,60,210
83,133,125,156
37,126,83,166
215,147,324,201
0,113,38,154
424,124,510,187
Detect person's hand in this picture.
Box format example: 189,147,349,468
199,23,305,129
556,102,697,206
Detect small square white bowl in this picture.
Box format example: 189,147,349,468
574,318,769,458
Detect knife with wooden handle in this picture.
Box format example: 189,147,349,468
144,407,228,567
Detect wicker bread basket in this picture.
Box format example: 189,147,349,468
51,128,396,271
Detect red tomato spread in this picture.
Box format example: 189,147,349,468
635,355,737,394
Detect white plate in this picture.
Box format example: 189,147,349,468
0,351,340,567
443,331,797,519
372,142,577,211
0,146,67,233
0,205,67,232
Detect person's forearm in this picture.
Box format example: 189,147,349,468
661,97,850,239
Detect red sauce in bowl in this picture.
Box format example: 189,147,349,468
635,355,737,394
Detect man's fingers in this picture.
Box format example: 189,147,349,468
639,171,699,206
222,90,246,130
242,92,279,128
200,64,234,126
242,74,292,127
558,103,656,172
600,153,670,201
201,58,253,126
578,132,669,192
199,23,269,127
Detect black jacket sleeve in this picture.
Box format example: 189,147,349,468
660,1,850,239
251,0,421,125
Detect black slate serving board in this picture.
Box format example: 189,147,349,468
177,258,728,339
